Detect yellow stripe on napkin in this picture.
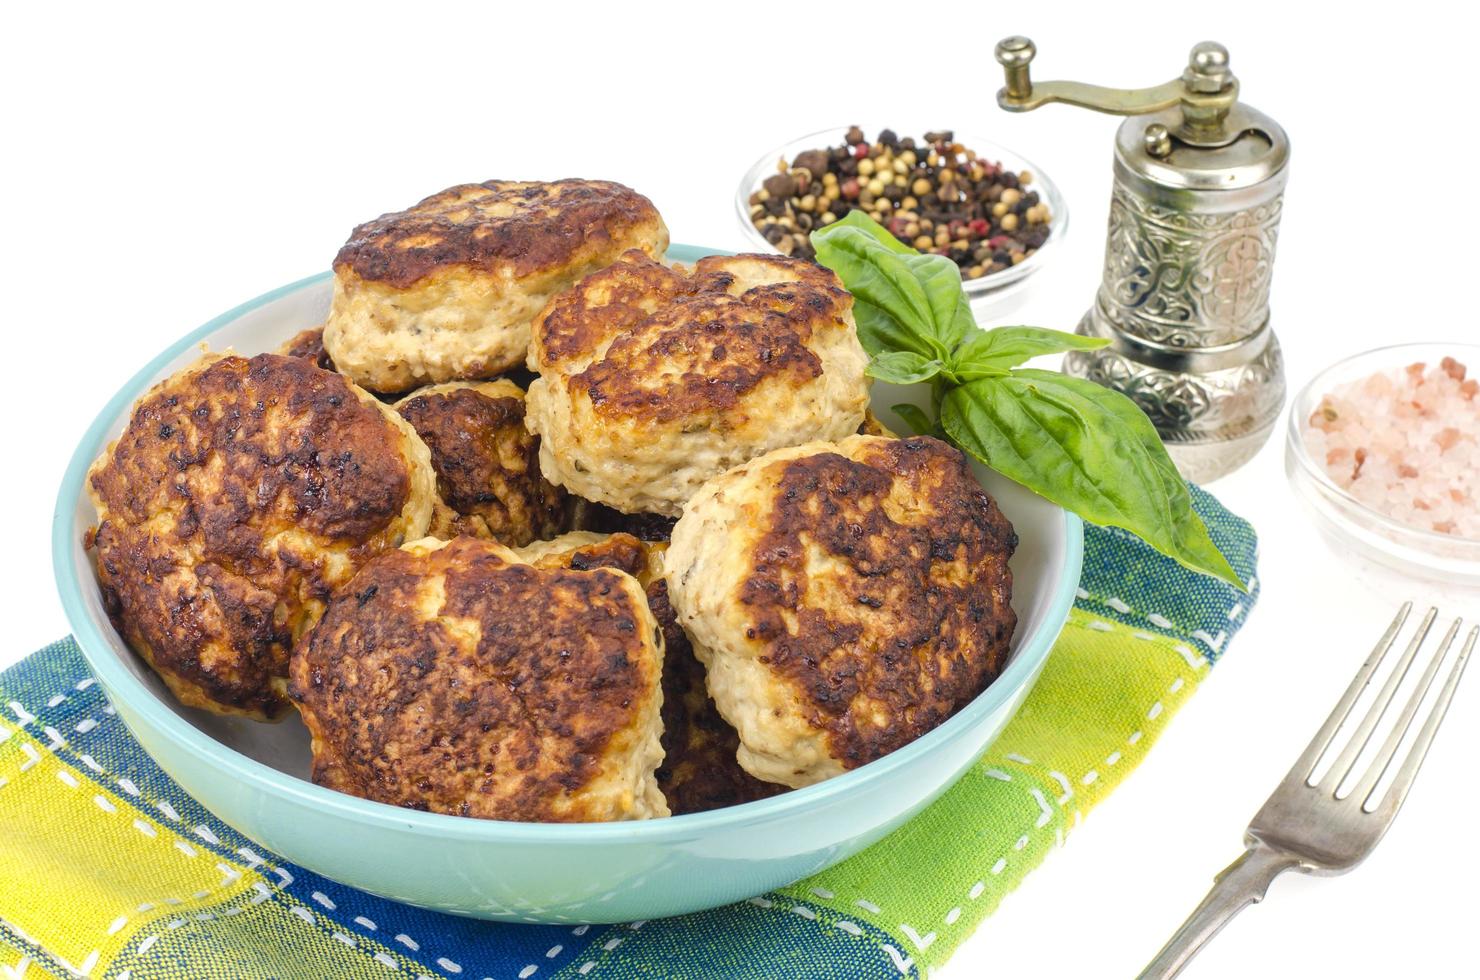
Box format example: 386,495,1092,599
0,728,262,973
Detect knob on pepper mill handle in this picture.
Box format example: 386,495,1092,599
995,35,1037,101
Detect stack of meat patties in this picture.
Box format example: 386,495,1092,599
88,177,1017,822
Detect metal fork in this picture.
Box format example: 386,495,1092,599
1140,603,1476,979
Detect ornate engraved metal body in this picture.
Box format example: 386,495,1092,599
1100,185,1280,349
1065,161,1289,482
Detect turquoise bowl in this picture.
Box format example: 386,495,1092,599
52,244,1082,923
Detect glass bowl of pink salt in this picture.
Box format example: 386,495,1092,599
1286,343,1480,587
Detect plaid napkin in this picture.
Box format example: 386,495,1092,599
0,487,1256,980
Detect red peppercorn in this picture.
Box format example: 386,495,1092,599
841,178,861,200
969,218,990,237
854,143,870,160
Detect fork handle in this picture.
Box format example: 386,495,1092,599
1138,844,1302,979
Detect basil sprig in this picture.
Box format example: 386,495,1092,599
812,212,1243,590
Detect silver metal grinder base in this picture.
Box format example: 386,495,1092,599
1063,310,1285,485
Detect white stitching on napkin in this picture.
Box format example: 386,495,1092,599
882,944,913,974
1192,629,1226,652
1175,644,1207,669
1030,787,1053,828
899,923,935,950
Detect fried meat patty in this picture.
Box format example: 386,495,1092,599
325,180,668,392
525,251,869,517
394,380,564,547
517,532,782,813
289,536,667,821
276,325,336,372
665,435,1017,787
87,352,436,719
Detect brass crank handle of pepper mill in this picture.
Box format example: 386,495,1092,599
993,36,1242,143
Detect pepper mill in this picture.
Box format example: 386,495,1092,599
994,37,1289,482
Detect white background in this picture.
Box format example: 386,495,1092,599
5,3,1477,977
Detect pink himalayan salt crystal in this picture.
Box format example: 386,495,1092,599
1305,357,1480,537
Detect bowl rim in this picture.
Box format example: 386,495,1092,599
52,252,1083,845
733,124,1070,294
1285,340,1480,550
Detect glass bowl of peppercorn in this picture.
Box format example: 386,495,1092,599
736,124,1067,299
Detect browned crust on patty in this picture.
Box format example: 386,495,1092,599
534,251,853,424
568,498,678,542
649,579,784,814
741,436,1017,770
857,409,895,438
522,532,659,584
333,180,665,289
88,353,418,718
396,385,564,547
524,533,781,813
288,538,661,821
277,326,337,372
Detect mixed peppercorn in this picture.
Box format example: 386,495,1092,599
747,126,1052,282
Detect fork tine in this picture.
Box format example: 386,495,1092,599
1349,618,1460,806
1370,626,1476,816
1317,606,1436,794
1283,602,1411,787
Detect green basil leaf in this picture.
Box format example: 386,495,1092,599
819,210,917,254
940,370,1243,589
866,351,944,385
898,251,974,355
812,215,974,359
890,403,936,436
852,297,927,358
952,326,1110,379
813,226,942,358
